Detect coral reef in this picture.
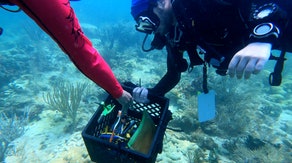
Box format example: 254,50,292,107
0,112,28,162
1,10,292,162
186,148,205,163
44,82,88,133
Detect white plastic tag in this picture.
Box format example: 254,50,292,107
198,90,216,122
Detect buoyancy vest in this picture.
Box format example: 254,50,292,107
171,0,249,73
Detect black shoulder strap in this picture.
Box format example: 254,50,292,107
269,50,286,86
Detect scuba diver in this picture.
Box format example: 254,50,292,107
0,0,133,107
130,0,292,103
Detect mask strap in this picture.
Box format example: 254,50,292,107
142,34,155,52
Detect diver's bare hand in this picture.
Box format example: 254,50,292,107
116,90,133,111
228,42,271,79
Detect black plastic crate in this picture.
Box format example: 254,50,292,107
82,86,172,163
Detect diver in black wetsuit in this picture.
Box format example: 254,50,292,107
130,0,292,103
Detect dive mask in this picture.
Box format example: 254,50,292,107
135,11,160,34
135,10,164,52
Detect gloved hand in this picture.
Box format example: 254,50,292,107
133,87,150,103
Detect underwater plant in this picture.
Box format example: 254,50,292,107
0,113,26,162
44,82,88,133
186,148,205,163
232,142,285,163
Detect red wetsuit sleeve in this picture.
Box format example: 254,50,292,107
10,0,123,98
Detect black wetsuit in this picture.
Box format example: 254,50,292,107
149,0,291,96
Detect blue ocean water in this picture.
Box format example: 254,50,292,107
0,1,292,163
70,0,133,24
0,0,133,35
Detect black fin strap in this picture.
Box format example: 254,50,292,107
269,50,286,86
202,63,209,93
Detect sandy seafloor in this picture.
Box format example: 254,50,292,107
1,2,292,163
